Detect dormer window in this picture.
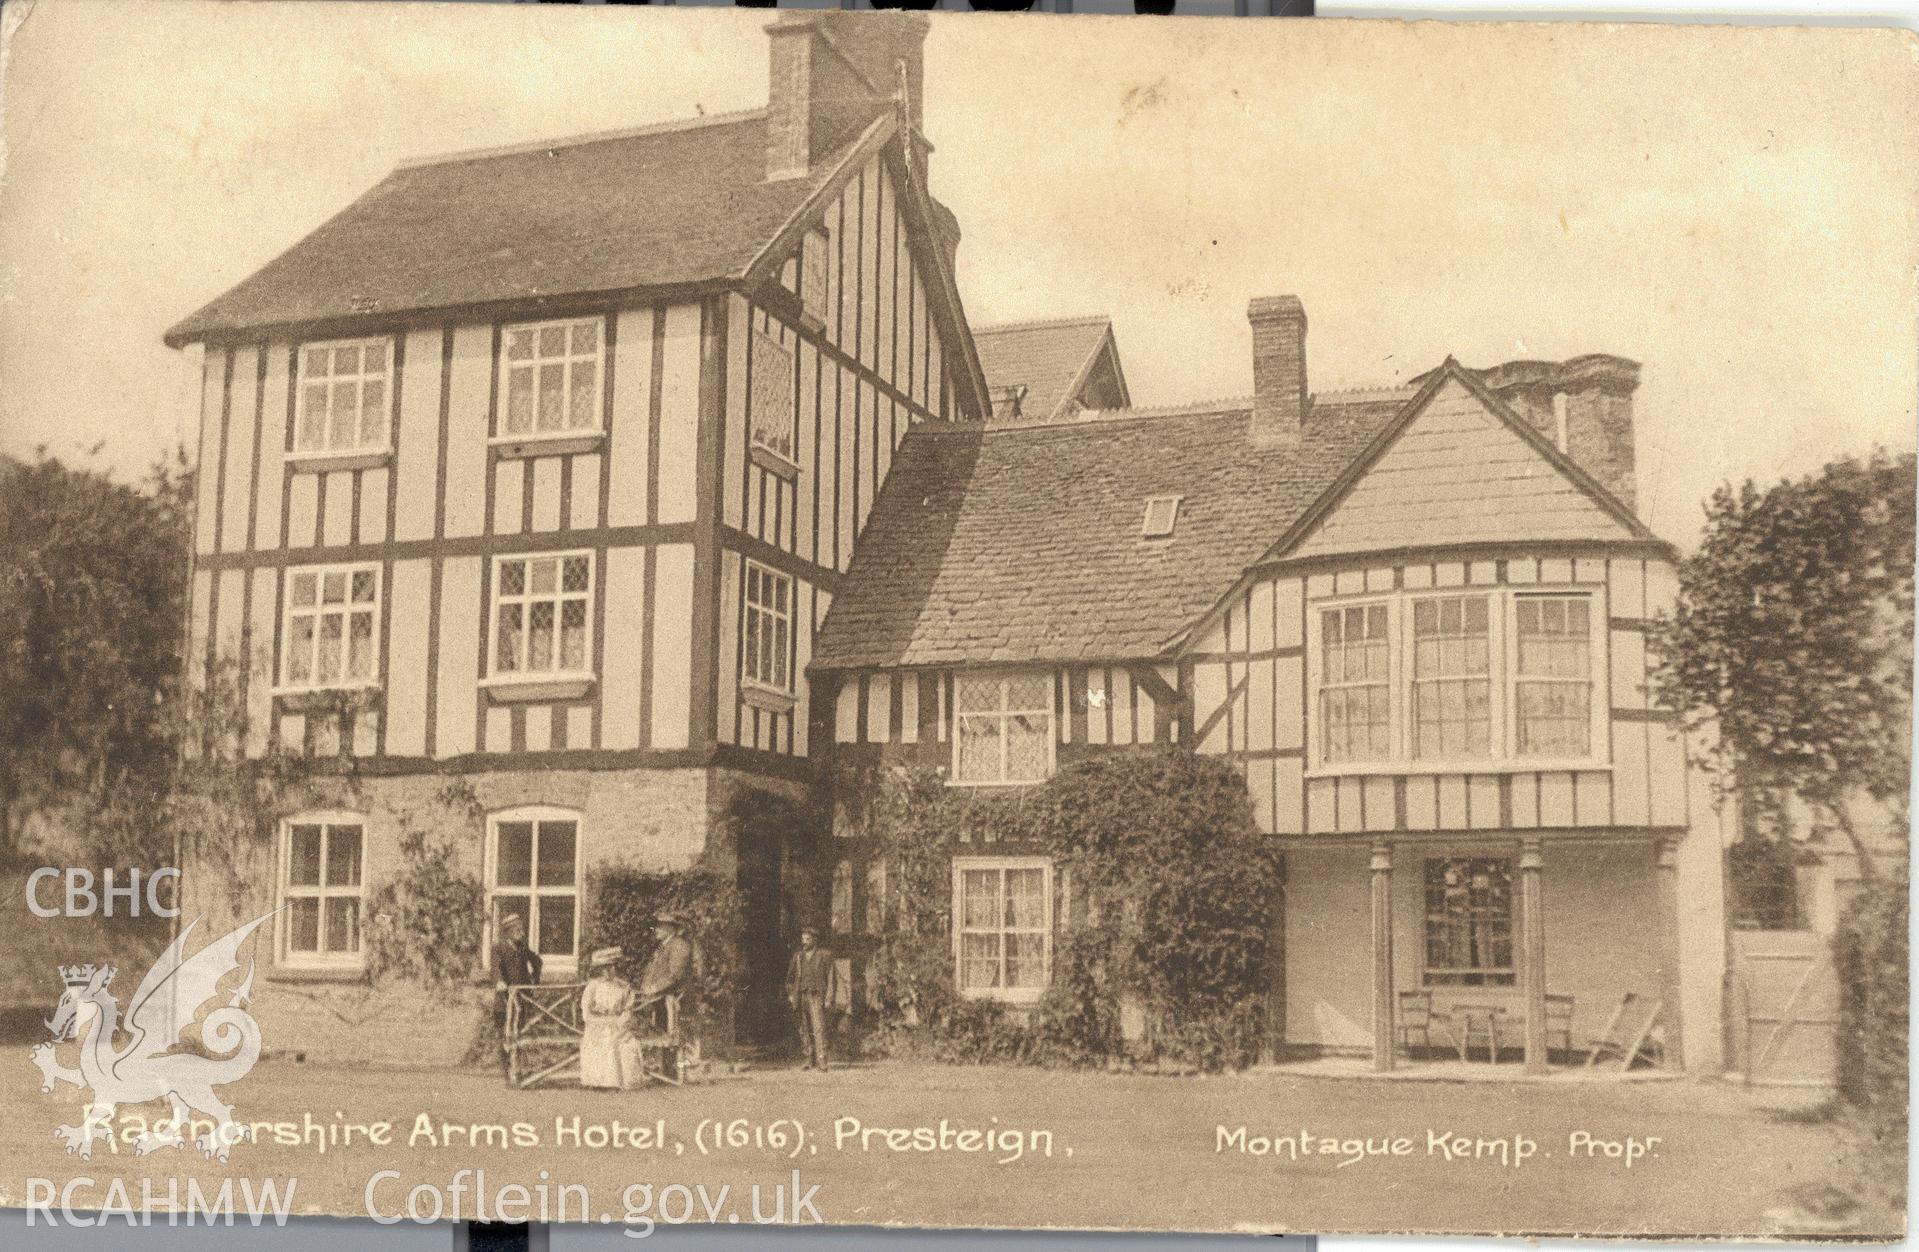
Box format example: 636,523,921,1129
988,385,1027,423
1141,495,1181,539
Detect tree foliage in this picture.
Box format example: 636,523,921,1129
1650,450,1913,872
0,450,193,856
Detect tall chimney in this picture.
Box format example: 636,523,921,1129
1466,355,1641,513
1248,295,1307,448
766,13,930,182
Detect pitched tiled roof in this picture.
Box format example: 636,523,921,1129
972,315,1122,425
165,111,862,345
811,392,1410,669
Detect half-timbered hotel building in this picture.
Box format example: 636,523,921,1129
170,12,1725,1071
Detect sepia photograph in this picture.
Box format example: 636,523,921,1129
0,0,1913,1242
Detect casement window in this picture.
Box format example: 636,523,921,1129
279,815,364,967
487,809,580,964
1423,858,1515,986
281,564,381,691
953,857,1053,1002
800,229,829,325
1320,602,1391,763
500,318,603,439
1309,585,1604,770
749,329,797,464
490,552,593,679
741,561,793,694
952,673,1056,785
295,339,392,455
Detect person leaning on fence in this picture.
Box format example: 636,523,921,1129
635,912,696,1034
492,913,542,1081
786,926,840,1072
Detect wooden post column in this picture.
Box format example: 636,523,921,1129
1656,838,1686,1068
1520,837,1548,1074
1371,840,1396,1072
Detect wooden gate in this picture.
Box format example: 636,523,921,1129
1729,929,1838,1088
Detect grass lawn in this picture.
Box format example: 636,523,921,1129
0,1056,1891,1239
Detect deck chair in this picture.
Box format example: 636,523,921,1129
1583,993,1665,1071
1396,990,1462,1060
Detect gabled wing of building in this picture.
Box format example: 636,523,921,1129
973,315,1131,425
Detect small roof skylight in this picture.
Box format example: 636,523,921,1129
1141,495,1181,539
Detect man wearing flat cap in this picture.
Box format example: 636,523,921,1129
785,925,840,1071
635,912,696,1034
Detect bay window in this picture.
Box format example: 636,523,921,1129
1309,584,1604,770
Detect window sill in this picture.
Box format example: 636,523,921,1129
267,964,367,985
958,987,1047,1006
741,682,797,714
481,673,595,703
1305,760,1611,780
286,449,391,473
943,777,1051,790
490,431,604,460
749,444,801,481
272,685,383,713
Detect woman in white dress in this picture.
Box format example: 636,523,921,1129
579,947,635,1090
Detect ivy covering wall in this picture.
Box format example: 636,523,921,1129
838,748,1284,1072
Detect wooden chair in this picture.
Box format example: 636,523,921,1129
1396,990,1462,1060
1583,993,1665,1071
1453,1002,1506,1062
1544,993,1576,1061
631,993,709,1086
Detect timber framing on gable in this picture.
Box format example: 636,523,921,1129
741,113,991,423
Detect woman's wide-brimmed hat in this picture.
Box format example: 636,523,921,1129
498,913,526,933
653,912,685,930
588,946,623,969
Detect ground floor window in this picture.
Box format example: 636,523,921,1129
1422,857,1514,986
280,814,364,967
953,856,1052,1002
488,808,581,964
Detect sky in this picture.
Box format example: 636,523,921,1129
2,1,1915,546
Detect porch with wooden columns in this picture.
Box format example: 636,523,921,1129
1367,834,1687,1072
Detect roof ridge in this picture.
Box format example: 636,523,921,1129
972,313,1112,335
393,107,769,171
982,398,1252,433
1314,384,1420,402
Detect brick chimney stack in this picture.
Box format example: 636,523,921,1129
766,13,931,183
1248,295,1307,448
